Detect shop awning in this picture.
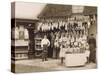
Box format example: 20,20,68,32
83,6,97,15
38,4,97,18
38,4,72,18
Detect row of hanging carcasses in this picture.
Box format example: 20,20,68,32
37,20,91,33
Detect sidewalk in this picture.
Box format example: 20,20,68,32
13,58,97,73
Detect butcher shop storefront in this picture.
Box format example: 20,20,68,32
11,4,97,66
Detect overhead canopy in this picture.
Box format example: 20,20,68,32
38,4,97,18
38,4,72,18
12,2,97,19
83,6,97,15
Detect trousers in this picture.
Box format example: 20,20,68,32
42,45,48,61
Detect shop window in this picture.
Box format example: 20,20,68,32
11,25,29,40
19,25,25,40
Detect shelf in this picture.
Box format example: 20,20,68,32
11,56,28,60
14,51,28,53
35,48,42,51
11,40,29,46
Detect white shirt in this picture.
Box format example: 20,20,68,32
41,38,50,47
54,37,59,47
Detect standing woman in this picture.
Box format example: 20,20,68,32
59,33,67,64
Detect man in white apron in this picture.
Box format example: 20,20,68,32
41,35,50,61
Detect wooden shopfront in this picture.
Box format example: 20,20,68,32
11,18,38,60
11,4,97,61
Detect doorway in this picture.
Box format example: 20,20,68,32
28,28,35,59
